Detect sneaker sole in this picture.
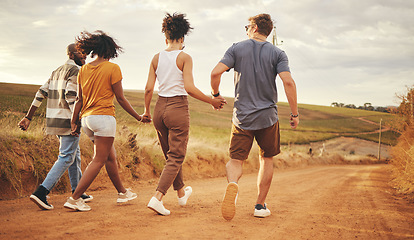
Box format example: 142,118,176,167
63,202,91,212
254,212,271,218
29,195,53,210
147,205,170,216
221,183,238,221
117,194,137,203
63,202,77,210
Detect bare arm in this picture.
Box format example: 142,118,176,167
71,83,83,136
181,53,225,109
210,62,229,96
18,105,38,131
143,55,158,123
113,80,142,122
279,71,299,129
18,81,49,131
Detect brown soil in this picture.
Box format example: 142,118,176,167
1,164,413,239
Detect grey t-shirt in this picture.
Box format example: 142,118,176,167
220,39,291,130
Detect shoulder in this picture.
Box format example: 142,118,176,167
233,39,253,47
178,51,192,61
225,39,253,54
152,53,160,63
104,61,121,70
62,64,80,77
151,53,160,69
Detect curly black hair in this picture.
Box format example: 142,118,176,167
162,13,193,40
75,30,123,59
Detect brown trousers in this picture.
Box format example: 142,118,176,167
153,96,189,195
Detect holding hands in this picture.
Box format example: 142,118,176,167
140,113,152,123
71,119,81,137
211,95,227,110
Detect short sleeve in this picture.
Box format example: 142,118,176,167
77,67,83,84
219,44,236,69
111,64,123,85
276,51,290,73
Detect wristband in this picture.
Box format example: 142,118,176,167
25,116,32,121
290,113,299,118
211,91,220,97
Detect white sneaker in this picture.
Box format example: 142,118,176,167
117,188,137,203
254,203,271,218
178,186,192,206
64,197,91,212
147,197,171,216
221,182,238,221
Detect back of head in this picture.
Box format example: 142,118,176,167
248,13,273,37
162,13,193,40
75,30,123,59
66,43,77,56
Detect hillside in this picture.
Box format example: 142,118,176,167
0,82,399,199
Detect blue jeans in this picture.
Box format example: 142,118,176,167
41,135,82,192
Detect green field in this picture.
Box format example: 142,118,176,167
0,82,401,198
0,82,399,145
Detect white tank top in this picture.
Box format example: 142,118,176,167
156,50,188,97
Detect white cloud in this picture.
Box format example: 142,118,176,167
0,0,413,107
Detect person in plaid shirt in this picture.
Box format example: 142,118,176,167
18,43,92,210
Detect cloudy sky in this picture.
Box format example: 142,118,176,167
1,0,413,107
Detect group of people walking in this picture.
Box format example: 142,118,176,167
18,12,299,220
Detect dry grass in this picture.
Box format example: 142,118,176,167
390,126,414,200
0,82,401,199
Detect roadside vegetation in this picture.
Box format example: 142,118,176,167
389,86,414,200
0,82,400,199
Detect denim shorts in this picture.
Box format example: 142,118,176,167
81,115,116,141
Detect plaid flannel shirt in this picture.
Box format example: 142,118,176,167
31,59,80,135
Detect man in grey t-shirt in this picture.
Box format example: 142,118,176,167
211,13,299,220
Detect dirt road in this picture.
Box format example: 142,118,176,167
1,164,413,239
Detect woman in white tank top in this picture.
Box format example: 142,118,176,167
143,13,226,216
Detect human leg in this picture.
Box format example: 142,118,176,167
256,156,274,205
152,97,170,202
71,136,114,200
254,123,280,204
68,144,82,192
67,144,93,201
41,135,80,191
226,159,244,183
64,136,113,212
174,167,193,205
227,124,254,183
222,124,254,220
155,99,189,196
174,167,185,198
151,123,188,203
253,122,280,218
30,135,79,210
148,97,189,215
103,144,137,203
222,159,243,220
105,145,125,193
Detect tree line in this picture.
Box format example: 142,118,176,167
330,102,391,113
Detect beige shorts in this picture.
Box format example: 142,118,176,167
229,122,280,160
81,115,116,141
